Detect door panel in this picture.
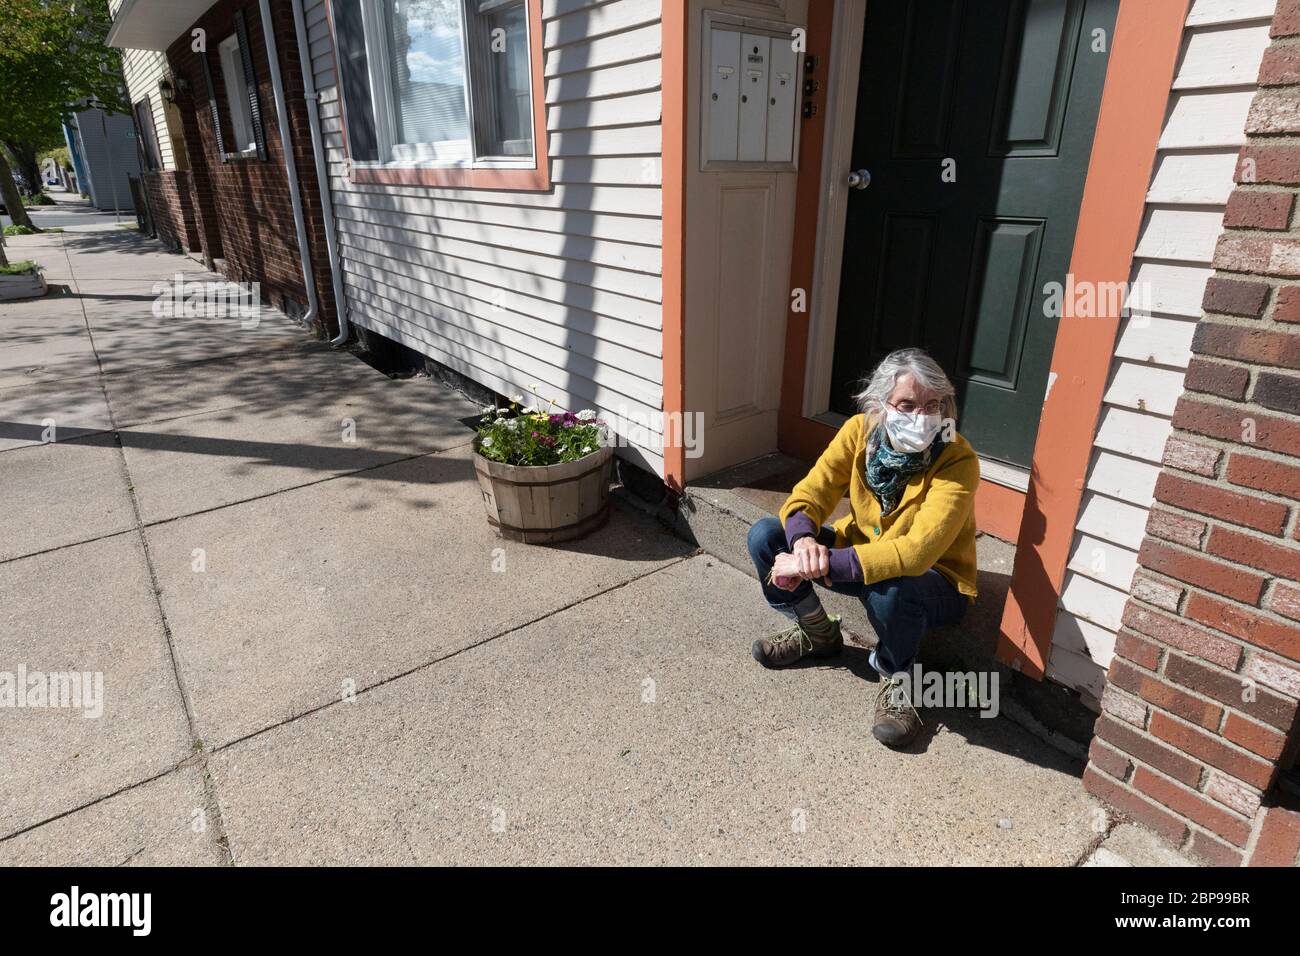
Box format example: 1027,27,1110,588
963,217,1044,388
873,214,935,353
829,0,1118,467
991,0,1083,155
893,1,963,157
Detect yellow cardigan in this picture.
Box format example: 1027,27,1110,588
778,414,980,601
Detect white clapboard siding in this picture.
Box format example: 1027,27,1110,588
547,90,663,130
550,125,664,157
339,237,663,329
1047,644,1110,704
345,275,663,391
337,245,663,355
1147,150,1242,204
306,0,337,87
1159,89,1258,148
1103,361,1188,416
546,58,661,102
118,47,175,170
1093,405,1174,463
1186,0,1277,26
347,285,661,407
1052,611,1121,670
545,23,662,76
543,0,659,46
306,0,668,474
334,206,661,274
1133,207,1225,263
1060,572,1130,634
330,187,663,245
336,222,662,301
1113,314,1197,368
1049,0,1275,700
1173,24,1272,88
1130,260,1216,317
353,292,664,433
348,270,665,379
552,156,663,185
325,176,664,218
1068,532,1141,592
1075,492,1151,552
1086,451,1162,508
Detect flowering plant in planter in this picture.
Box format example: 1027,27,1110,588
472,390,615,544
475,395,608,467
0,259,47,302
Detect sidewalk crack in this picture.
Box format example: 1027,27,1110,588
208,553,695,756
63,238,236,866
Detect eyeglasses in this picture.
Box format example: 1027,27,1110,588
889,399,944,416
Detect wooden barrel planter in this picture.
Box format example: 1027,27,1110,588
473,443,614,544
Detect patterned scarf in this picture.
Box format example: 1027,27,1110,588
864,420,944,516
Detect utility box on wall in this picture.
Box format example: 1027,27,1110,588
703,15,802,169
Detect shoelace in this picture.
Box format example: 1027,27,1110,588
877,674,924,726
769,624,812,654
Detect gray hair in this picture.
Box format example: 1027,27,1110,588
852,348,958,424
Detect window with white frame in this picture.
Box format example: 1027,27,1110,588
335,0,534,167
218,33,258,155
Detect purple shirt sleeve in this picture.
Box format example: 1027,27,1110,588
828,547,862,583
783,511,818,548
784,511,863,583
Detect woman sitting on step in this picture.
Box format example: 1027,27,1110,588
747,347,979,749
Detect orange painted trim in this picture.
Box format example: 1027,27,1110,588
661,1,687,493
996,0,1190,679
776,0,833,465
976,481,1025,545
779,416,837,464
351,163,549,190
324,0,550,192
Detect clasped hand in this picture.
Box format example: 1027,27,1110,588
771,536,833,591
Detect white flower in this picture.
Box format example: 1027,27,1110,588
481,435,494,447
482,404,495,415
576,409,597,421
511,394,524,405
493,417,507,425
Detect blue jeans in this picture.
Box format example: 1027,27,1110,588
746,515,968,673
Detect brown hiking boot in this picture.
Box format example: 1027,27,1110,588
872,673,923,748
751,618,843,669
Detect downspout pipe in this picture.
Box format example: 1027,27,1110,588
259,0,320,335
290,0,349,346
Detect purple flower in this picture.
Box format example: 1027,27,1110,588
549,412,579,429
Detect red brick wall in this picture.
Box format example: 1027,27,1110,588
164,0,337,334
1083,3,1300,867
142,170,202,253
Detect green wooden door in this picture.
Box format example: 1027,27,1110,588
829,0,1118,467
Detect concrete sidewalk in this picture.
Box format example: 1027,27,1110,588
0,226,1152,866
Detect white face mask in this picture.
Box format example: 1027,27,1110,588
883,408,943,453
